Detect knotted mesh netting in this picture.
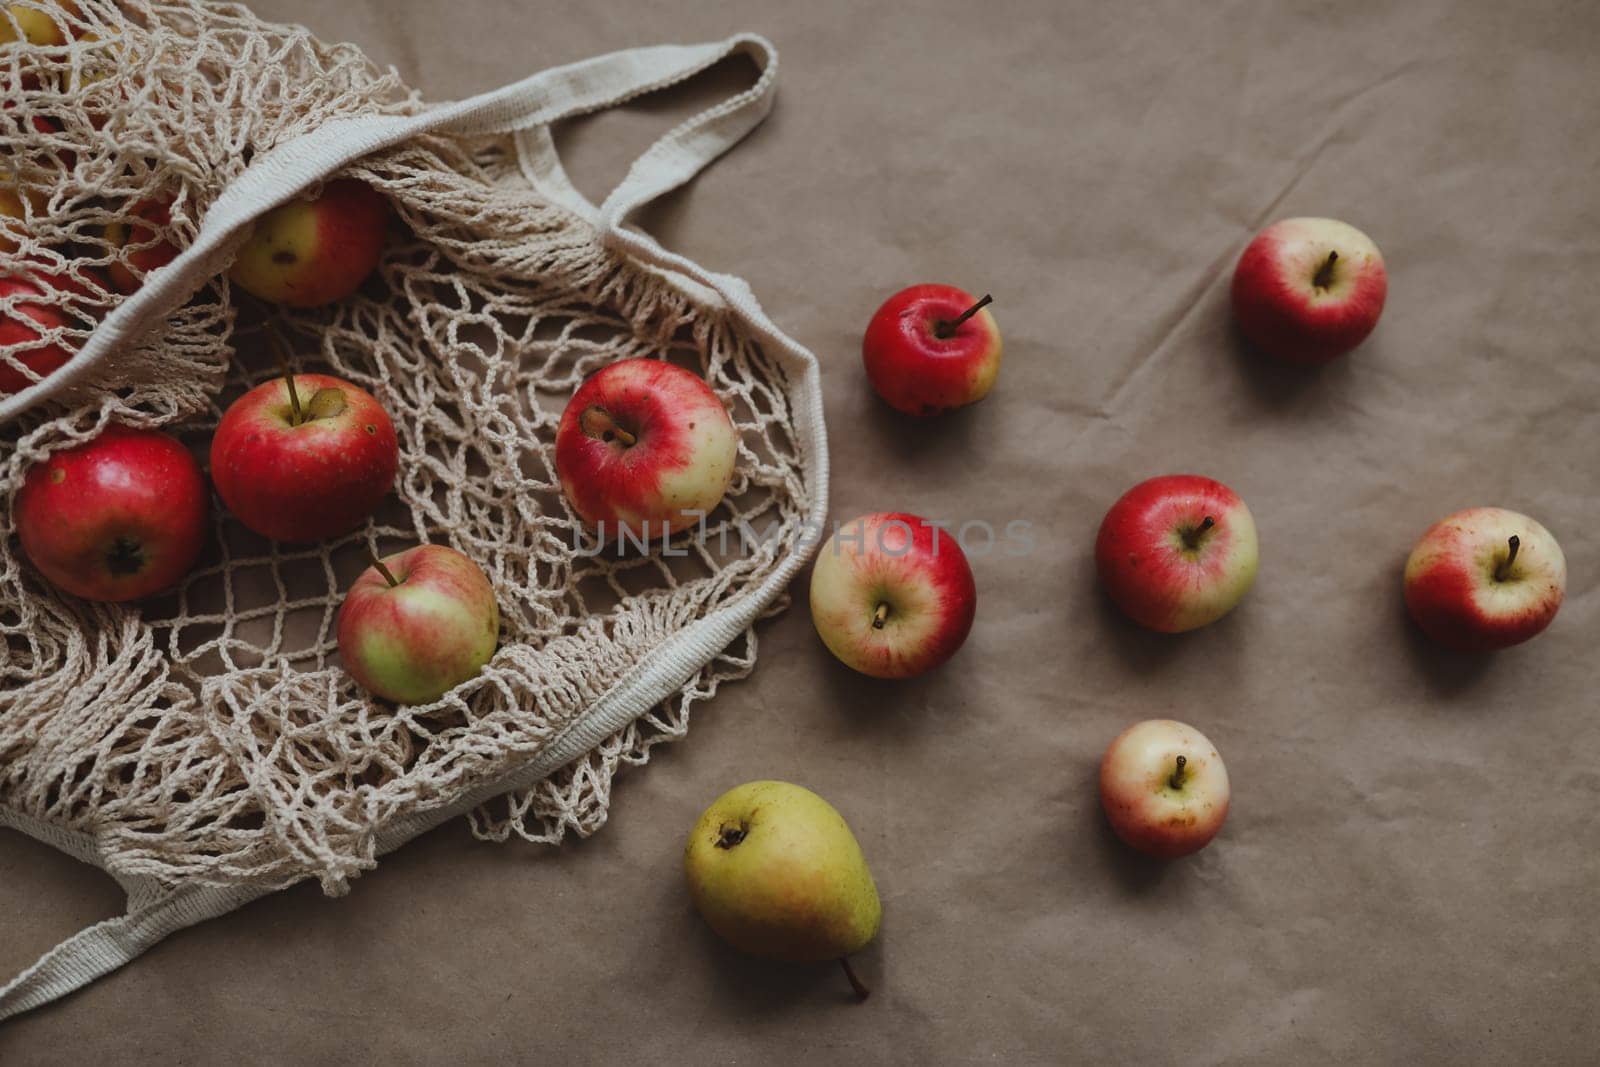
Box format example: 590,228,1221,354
0,1,811,894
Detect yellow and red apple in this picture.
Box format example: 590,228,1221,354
337,544,499,705
554,358,738,541
15,425,208,602
104,196,181,293
209,368,399,542
1095,474,1259,633
862,284,1002,416
809,511,977,679
1100,719,1231,859
1403,507,1566,653
229,179,390,308
1231,217,1387,365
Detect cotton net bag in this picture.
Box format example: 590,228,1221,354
0,1,826,1018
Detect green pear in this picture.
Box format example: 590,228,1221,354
684,780,881,998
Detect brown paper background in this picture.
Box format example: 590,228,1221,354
4,1,1598,1061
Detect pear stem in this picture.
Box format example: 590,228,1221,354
872,602,890,629
1496,535,1520,582
262,320,302,426
839,957,870,1001
1313,250,1339,290
1168,754,1188,791
369,549,400,588
1183,516,1215,550
934,293,993,339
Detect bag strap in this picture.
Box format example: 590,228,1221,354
596,37,776,227
0,33,777,424
515,33,777,228
3,34,809,1023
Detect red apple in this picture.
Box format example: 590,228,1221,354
862,284,1002,416
0,272,80,395
809,511,976,678
105,196,181,294
555,358,738,540
338,544,500,704
210,368,399,542
15,425,207,601
1231,217,1387,365
1096,474,1259,634
228,179,390,308
1100,719,1230,859
1403,506,1566,653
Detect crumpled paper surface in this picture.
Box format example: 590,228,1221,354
3,1,1597,1061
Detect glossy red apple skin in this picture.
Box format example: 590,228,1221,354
1095,474,1259,633
1403,507,1566,653
338,544,500,705
555,358,738,539
862,284,1002,416
15,425,208,601
105,196,181,294
210,372,399,542
1100,719,1230,859
809,511,977,679
0,273,76,395
1231,217,1387,365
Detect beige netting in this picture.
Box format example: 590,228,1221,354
1,1,811,895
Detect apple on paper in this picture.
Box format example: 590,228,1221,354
809,511,976,679
229,179,390,308
1100,719,1231,859
338,544,500,705
105,196,181,294
555,358,738,541
1095,474,1259,633
15,425,207,602
684,780,880,999
1232,217,1387,365
210,357,399,542
862,284,1002,416
1404,507,1566,653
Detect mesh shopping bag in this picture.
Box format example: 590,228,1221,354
0,1,826,1019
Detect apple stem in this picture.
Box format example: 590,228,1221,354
1313,250,1339,290
839,957,871,1001
872,602,890,629
262,319,302,426
1168,754,1187,790
1184,516,1215,550
935,293,993,339
369,549,400,588
612,426,637,447
1496,535,1521,581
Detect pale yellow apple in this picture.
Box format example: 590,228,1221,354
1,1,82,46
684,781,881,976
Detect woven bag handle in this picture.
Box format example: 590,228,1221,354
0,33,777,424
